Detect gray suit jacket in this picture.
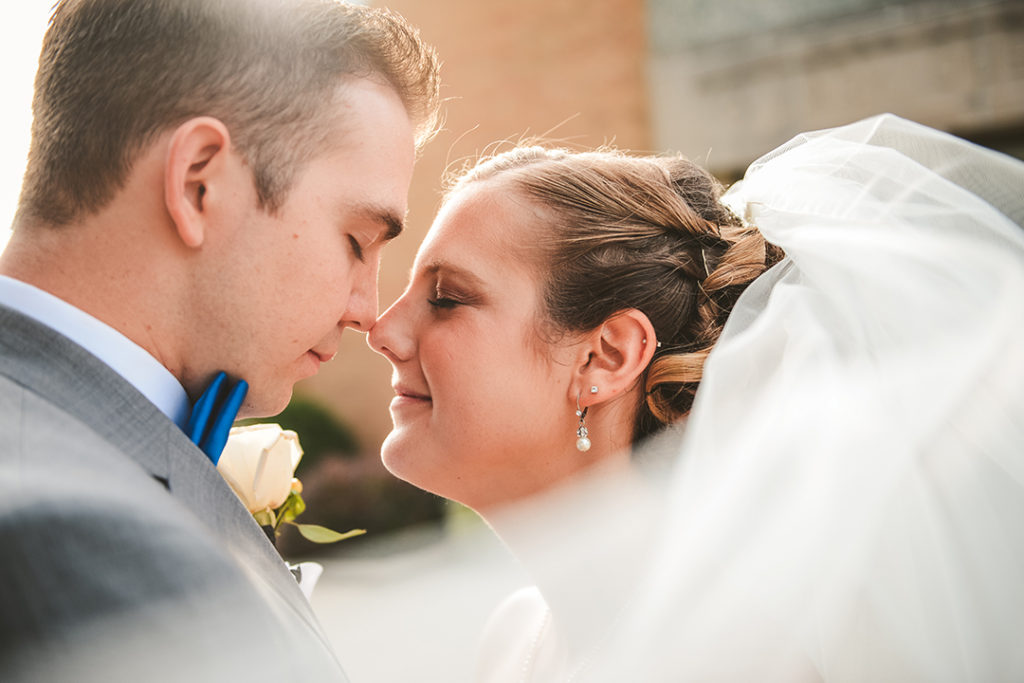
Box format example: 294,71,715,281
0,304,348,681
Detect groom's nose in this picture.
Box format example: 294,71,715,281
340,264,379,333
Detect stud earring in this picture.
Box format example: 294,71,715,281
575,390,591,452
590,385,598,394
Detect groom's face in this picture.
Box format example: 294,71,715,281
196,78,415,417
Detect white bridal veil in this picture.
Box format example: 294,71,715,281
497,114,1024,682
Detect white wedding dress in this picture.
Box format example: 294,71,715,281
476,114,1024,682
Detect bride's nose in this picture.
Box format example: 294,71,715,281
366,295,413,362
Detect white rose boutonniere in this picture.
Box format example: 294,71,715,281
217,424,365,545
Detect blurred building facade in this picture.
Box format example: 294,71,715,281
298,0,1024,454
651,0,1024,177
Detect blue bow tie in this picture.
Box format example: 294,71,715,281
186,371,248,465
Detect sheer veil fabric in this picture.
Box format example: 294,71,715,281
483,115,1024,682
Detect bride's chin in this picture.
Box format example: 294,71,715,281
380,437,463,503
380,433,419,481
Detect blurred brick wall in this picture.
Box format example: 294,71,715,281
297,0,651,454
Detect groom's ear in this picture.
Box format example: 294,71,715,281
572,309,657,409
164,117,233,248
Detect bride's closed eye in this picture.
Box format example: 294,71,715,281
419,263,485,312
427,285,466,310
427,294,461,309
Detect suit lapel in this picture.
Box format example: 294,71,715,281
0,303,330,643
163,427,331,638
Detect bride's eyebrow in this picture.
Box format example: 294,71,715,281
422,260,485,288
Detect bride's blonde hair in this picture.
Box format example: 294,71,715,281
449,147,781,441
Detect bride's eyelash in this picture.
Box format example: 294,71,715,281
427,282,467,309
427,295,460,309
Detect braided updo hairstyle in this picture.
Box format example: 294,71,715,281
449,147,782,442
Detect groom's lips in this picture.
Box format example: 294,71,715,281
310,348,337,363
301,348,337,378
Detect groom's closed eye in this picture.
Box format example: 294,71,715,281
350,203,405,244
347,235,365,262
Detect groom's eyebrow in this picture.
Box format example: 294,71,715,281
355,204,405,243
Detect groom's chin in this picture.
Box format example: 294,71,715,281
237,384,294,421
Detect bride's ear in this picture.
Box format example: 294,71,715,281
573,309,657,408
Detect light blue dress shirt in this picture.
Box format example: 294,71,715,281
0,274,191,428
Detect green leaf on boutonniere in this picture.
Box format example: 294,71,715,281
274,490,306,529
293,523,366,544
253,508,275,528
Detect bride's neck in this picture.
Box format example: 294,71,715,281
481,456,660,657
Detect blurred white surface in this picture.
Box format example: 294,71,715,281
311,521,528,683
0,4,51,245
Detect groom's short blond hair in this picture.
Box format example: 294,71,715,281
17,0,441,227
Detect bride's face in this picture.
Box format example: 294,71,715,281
368,179,590,510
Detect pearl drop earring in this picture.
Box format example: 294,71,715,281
575,389,594,452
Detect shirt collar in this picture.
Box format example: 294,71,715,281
0,275,191,429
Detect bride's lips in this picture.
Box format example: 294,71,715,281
391,383,432,411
